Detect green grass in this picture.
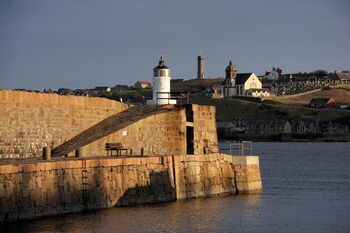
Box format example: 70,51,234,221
191,96,350,124
171,78,223,92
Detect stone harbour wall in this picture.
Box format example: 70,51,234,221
0,90,219,159
0,153,262,223
0,90,128,158
175,154,262,199
192,105,218,154
81,109,187,157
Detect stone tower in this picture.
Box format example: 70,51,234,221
197,55,205,79
225,60,237,87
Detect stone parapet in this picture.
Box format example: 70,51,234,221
0,153,262,223
0,90,123,108
0,90,128,159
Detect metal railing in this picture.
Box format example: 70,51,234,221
221,141,253,156
156,92,190,107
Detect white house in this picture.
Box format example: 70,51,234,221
235,73,262,96
265,67,282,80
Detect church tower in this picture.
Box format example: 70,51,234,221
222,60,237,97
225,60,237,87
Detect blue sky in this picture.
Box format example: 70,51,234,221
0,0,349,90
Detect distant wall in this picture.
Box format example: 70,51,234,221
0,90,128,158
0,153,262,223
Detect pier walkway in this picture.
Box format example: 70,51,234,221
52,105,182,157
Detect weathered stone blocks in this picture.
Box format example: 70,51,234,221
0,153,262,223
0,90,128,159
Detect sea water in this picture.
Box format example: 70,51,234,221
2,142,350,233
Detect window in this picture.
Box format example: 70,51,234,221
154,70,168,77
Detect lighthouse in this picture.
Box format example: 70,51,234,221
150,56,176,105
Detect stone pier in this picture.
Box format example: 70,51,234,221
0,153,262,223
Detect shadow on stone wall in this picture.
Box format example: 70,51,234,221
115,170,176,207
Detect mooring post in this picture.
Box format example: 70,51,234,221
141,147,144,156
75,148,81,158
43,146,51,160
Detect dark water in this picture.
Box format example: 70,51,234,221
2,142,350,233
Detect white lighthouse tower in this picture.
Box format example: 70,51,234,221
150,56,176,105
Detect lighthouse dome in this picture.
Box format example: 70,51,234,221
153,56,169,70
153,56,171,77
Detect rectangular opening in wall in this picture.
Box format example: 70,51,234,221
186,126,194,155
185,105,193,122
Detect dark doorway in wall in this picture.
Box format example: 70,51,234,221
186,126,194,154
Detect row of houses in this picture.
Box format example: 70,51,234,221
261,69,350,95
211,65,350,99
217,119,349,139
55,81,152,96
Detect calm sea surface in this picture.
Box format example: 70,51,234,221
2,142,350,233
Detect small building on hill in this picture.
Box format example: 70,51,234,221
235,73,262,96
309,98,335,108
265,67,282,80
325,73,340,82
337,71,350,82
135,80,152,89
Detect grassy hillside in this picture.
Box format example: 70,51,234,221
102,88,152,101
171,78,223,93
264,84,350,106
191,96,350,124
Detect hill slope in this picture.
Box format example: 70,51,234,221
191,96,350,123
264,84,350,106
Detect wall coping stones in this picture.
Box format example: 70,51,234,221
0,90,127,109
0,153,259,174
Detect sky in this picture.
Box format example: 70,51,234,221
0,0,349,90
